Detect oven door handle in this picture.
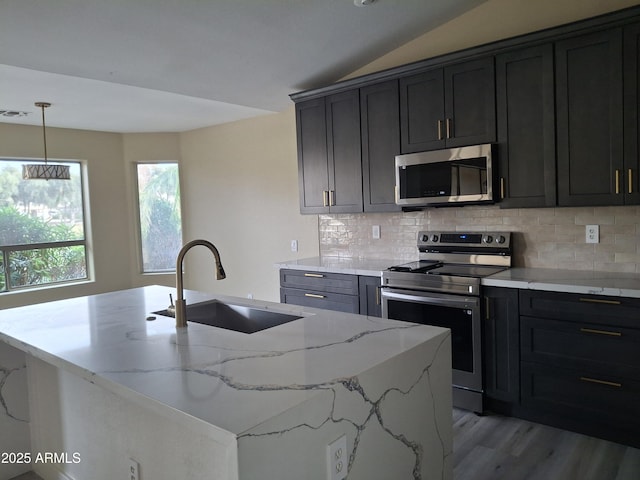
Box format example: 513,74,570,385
381,288,479,309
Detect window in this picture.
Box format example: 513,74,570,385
135,163,182,273
0,159,88,292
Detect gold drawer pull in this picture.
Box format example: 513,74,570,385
629,168,634,194
580,376,622,388
615,169,621,194
446,118,452,139
580,327,622,337
304,273,324,278
500,177,505,199
579,297,621,305
323,190,329,207
437,120,443,140
304,293,326,299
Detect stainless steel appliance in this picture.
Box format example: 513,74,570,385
381,231,512,412
395,144,497,207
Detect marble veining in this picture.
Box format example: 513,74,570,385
0,286,452,480
0,364,27,423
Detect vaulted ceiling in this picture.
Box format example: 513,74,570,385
0,0,486,132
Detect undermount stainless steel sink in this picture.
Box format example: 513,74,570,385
154,300,302,334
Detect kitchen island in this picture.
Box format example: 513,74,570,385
0,286,452,480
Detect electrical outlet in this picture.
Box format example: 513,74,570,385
127,458,140,480
372,225,380,239
327,435,348,480
291,239,298,252
586,224,599,244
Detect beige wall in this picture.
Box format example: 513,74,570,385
179,111,318,302
347,0,640,79
122,132,181,289
3,0,640,308
0,123,133,309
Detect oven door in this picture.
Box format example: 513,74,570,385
381,287,482,393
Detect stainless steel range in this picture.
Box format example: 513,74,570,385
381,231,512,412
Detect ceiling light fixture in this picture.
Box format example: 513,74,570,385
354,0,376,6
22,102,70,180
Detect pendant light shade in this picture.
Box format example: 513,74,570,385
22,102,70,180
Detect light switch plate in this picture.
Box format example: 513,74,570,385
372,225,380,239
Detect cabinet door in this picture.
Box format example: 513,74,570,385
556,29,624,206
483,287,520,406
444,57,496,148
296,97,329,214
496,44,556,208
326,90,363,213
623,23,640,204
399,69,446,153
361,80,401,212
358,276,382,317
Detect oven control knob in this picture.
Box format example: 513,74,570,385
421,234,429,242
430,234,439,242
496,235,506,244
483,235,493,244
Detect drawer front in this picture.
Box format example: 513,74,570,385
519,290,640,327
521,361,640,428
279,269,359,295
521,315,640,378
280,288,360,314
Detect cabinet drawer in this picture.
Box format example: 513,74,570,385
279,269,359,295
519,290,640,327
279,288,359,314
521,316,640,378
521,361,640,429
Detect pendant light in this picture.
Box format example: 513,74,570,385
22,102,70,180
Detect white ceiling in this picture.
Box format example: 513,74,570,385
0,0,486,133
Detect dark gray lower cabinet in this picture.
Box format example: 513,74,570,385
279,269,381,317
358,275,382,317
518,290,640,448
483,287,520,412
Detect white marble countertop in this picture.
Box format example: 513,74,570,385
0,286,447,438
275,256,401,277
482,267,640,298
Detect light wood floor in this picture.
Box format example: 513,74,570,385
10,410,640,480
454,408,640,480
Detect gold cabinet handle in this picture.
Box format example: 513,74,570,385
629,168,633,194
323,190,329,207
304,273,324,278
580,376,622,388
615,169,620,194
304,293,326,299
579,297,621,305
446,118,452,139
580,327,622,337
329,190,335,206
500,177,505,199
437,120,444,140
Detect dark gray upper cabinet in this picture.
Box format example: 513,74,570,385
360,80,401,212
623,22,640,205
556,29,624,206
496,44,556,208
399,57,496,154
296,97,329,213
296,90,363,214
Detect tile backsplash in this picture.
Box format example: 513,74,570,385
319,205,640,273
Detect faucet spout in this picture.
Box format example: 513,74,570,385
175,239,226,328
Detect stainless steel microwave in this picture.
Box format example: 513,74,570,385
395,144,497,207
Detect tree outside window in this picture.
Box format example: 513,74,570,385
0,159,87,292
136,163,182,273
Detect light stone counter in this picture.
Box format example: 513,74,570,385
482,267,640,298
275,256,400,277
0,285,452,480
